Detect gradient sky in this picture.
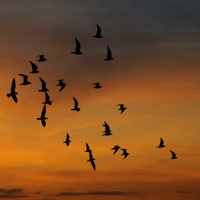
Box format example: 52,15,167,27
0,0,200,199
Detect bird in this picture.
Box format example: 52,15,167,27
71,38,83,55
102,121,112,136
42,91,52,105
38,77,49,92
71,97,80,112
84,143,92,153
63,133,71,146
29,61,39,73
157,138,165,148
37,104,48,127
111,145,121,155
92,24,103,38
36,55,47,62
56,79,66,92
93,82,102,89
170,150,177,159
87,152,96,170
7,78,18,103
18,74,31,85
117,104,127,114
104,46,114,61
121,149,129,159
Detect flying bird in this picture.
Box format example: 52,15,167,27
71,38,83,55
56,79,66,92
93,82,102,89
170,150,177,159
71,97,80,112
102,121,112,136
121,149,129,159
18,74,31,85
38,77,49,92
87,152,96,170
104,46,114,61
36,55,47,62
7,78,18,103
92,24,103,38
84,143,92,153
63,133,71,146
117,104,127,114
111,145,121,155
37,104,48,127
29,61,39,73
42,91,52,105
157,138,165,148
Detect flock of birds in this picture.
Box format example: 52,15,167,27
6,24,177,171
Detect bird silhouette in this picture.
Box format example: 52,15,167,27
63,133,71,146
71,97,80,112
37,104,48,127
92,24,103,38
104,46,114,61
93,82,102,89
87,152,96,170
18,74,31,85
111,145,121,155
71,38,83,55
36,55,47,62
170,150,177,159
117,104,127,114
38,77,49,92
56,79,66,92
121,149,129,159
7,78,18,103
102,121,112,136
42,91,52,105
29,61,39,73
157,138,165,148
84,143,92,153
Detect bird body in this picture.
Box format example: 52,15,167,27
57,79,66,92
63,133,71,146
36,55,47,62
71,97,80,112
157,138,165,148
71,38,83,55
29,61,39,73
102,121,112,136
92,24,103,38
42,91,52,105
7,78,18,103
117,104,127,114
93,82,102,89
37,105,48,127
38,77,49,92
170,150,177,159
18,74,31,85
111,145,121,154
121,149,129,159
104,46,114,61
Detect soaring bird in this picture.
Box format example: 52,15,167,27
63,133,71,146
102,121,112,136
71,38,83,55
117,104,127,114
170,150,177,159
87,152,96,171
104,46,114,61
37,104,48,127
7,78,18,103
29,61,39,73
111,145,121,155
121,149,129,159
157,138,165,148
38,77,49,92
71,97,80,112
42,91,52,105
18,74,31,85
84,143,92,153
56,79,66,92
92,24,103,38
93,82,102,89
36,55,47,62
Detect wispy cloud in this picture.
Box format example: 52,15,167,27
0,188,29,199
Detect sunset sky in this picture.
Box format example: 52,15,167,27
0,0,200,199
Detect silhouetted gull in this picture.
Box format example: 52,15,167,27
117,104,127,114
37,104,48,127
87,152,96,170
57,79,66,92
42,91,52,105
111,145,121,155
38,77,49,92
93,83,102,89
102,121,112,136
121,149,129,159
18,74,31,85
7,78,18,103
85,143,92,153
170,150,177,159
92,24,103,38
63,133,71,146
30,61,39,73
104,46,113,61
36,55,47,62
157,138,165,148
71,38,83,55
71,97,80,112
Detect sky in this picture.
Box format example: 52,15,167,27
0,0,200,199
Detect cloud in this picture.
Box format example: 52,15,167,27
0,188,29,199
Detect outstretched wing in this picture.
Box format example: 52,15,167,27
30,61,38,70
90,159,96,170
18,74,28,82
107,46,112,58
75,38,81,51
66,133,70,140
39,77,46,87
41,105,46,118
45,91,50,102
73,97,79,107
160,138,164,146
11,78,16,92
96,24,101,35
170,150,176,157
